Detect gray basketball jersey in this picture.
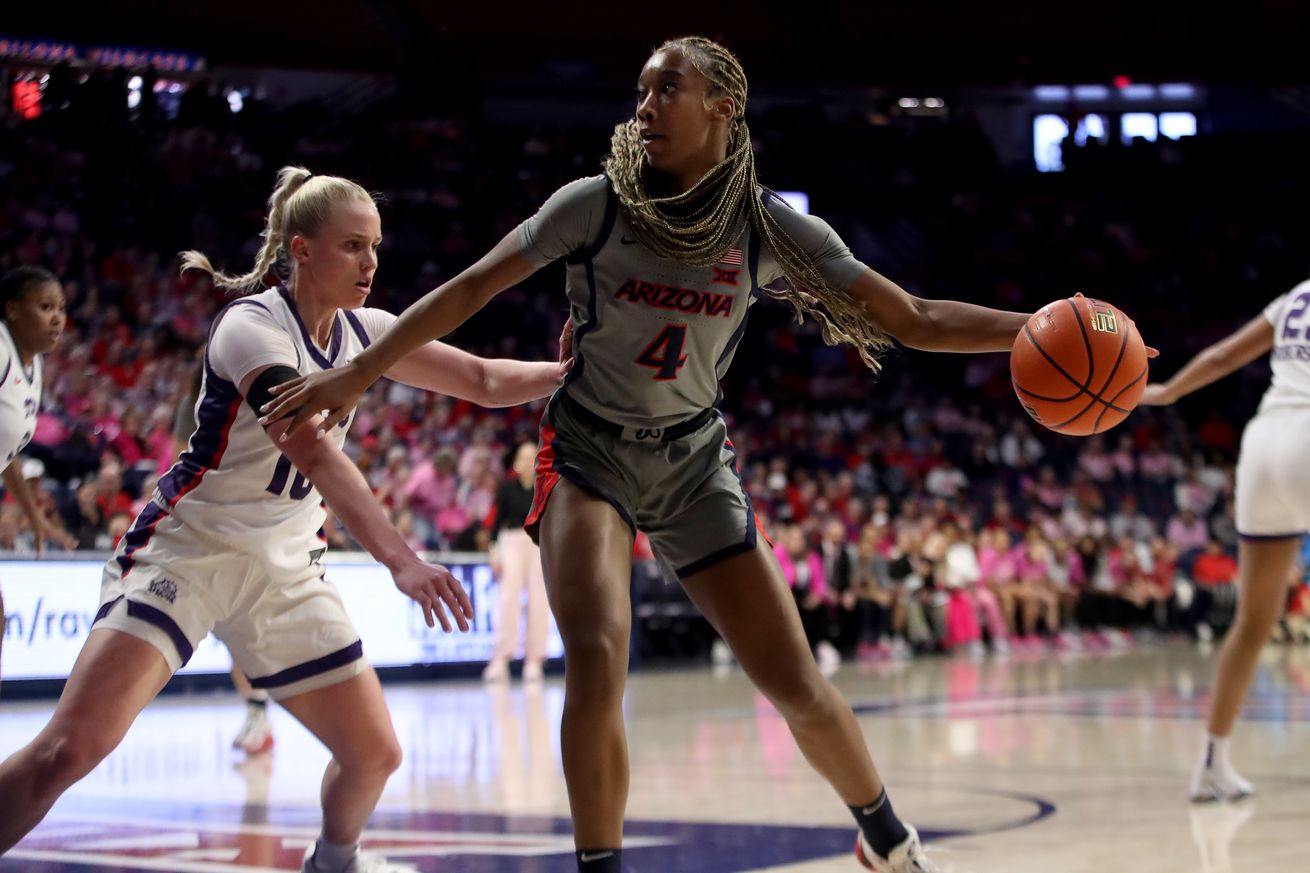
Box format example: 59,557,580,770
518,175,867,429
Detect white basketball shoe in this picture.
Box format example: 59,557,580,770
1190,760,1255,802
855,825,945,872
301,846,419,873
232,703,274,755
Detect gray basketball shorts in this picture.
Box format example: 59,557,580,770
524,397,762,579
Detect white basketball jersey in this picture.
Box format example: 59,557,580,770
1259,280,1310,414
0,320,43,468
118,286,393,574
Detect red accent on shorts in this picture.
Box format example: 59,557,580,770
524,420,561,533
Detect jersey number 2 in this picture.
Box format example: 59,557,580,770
266,455,313,500
636,325,688,381
1283,290,1310,340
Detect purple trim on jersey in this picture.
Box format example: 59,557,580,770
248,639,364,689
205,297,302,373
343,310,371,348
1238,530,1305,540
0,354,9,386
90,593,195,667
157,365,241,505
126,598,195,666
118,366,242,575
93,594,124,623
115,501,167,574
278,286,343,369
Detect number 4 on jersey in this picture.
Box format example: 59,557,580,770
636,324,688,381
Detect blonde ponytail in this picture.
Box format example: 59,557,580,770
181,166,373,296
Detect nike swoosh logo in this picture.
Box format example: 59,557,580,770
579,850,615,862
620,236,639,245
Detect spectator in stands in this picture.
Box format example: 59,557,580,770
999,420,1043,469
937,521,984,655
483,442,550,683
1166,507,1210,559
1109,494,1156,542
1014,533,1061,646
977,527,1019,633
775,523,838,670
403,446,460,547
1192,539,1240,640
853,524,909,658
817,517,861,657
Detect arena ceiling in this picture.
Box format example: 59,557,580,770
9,1,1310,86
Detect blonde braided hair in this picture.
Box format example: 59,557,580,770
180,166,375,295
604,36,890,370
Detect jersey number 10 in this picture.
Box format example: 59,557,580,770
266,454,313,500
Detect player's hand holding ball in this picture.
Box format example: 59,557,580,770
1011,294,1157,435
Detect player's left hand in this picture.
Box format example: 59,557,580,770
559,316,574,366
35,517,76,556
391,559,475,632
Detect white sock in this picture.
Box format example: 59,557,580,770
1203,734,1232,771
248,689,270,704
307,838,358,873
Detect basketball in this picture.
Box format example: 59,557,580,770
1011,294,1149,436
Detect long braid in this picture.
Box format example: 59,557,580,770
181,166,344,296
605,36,891,370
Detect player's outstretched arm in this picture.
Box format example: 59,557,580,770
384,343,569,407
246,367,473,631
1140,314,1273,406
847,267,1030,353
259,232,541,435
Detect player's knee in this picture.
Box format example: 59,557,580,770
346,732,403,777
32,725,116,786
561,627,627,697
760,670,830,720
375,736,404,775
1231,609,1278,644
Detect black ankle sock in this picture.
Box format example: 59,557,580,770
849,789,909,858
576,848,622,871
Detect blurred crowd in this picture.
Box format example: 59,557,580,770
2,66,1309,659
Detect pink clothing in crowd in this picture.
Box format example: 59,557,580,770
773,543,828,600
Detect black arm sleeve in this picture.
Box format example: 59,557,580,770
245,365,305,422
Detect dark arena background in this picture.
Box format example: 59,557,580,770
1,3,1309,871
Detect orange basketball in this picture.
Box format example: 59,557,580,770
1010,295,1148,436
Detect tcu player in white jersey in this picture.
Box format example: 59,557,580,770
0,167,566,873
264,38,1034,873
1143,280,1310,803
0,266,75,682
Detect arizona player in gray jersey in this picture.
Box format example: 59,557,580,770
264,37,1032,873
1143,280,1310,804
0,167,567,873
